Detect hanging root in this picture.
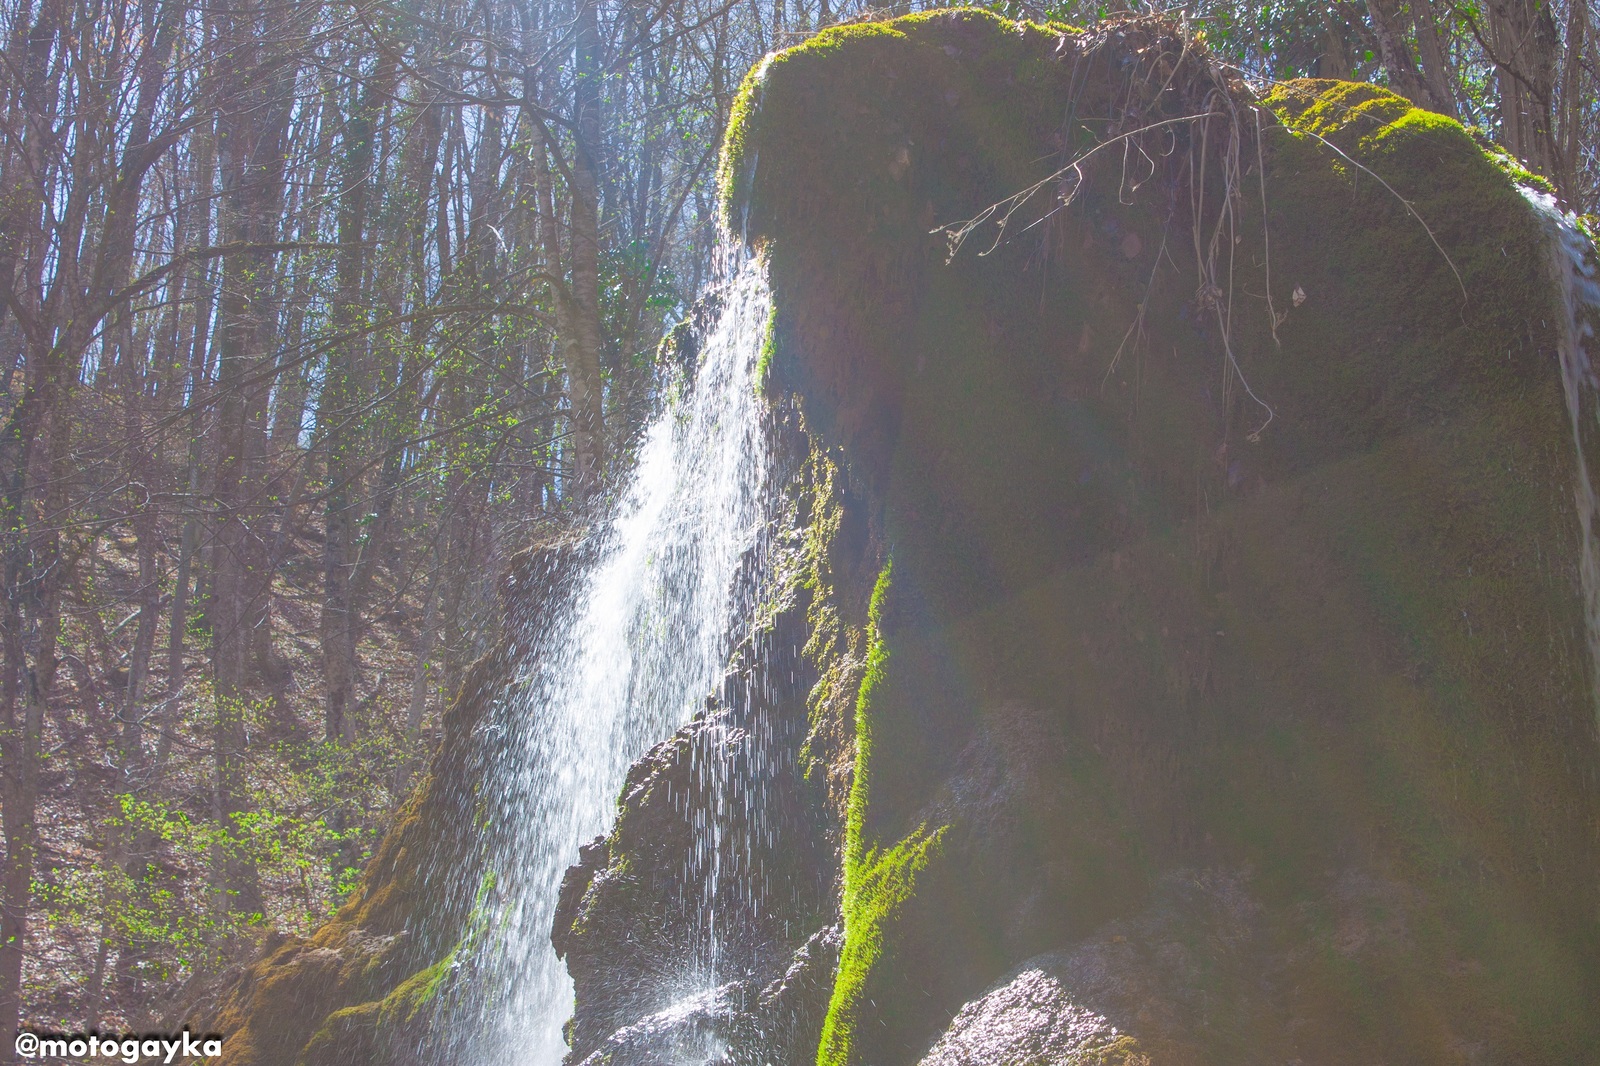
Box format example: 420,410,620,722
933,17,1278,441
1187,74,1276,441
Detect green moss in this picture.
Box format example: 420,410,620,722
816,824,945,1066
1267,78,1412,139
814,558,924,1066
1480,141,1555,194
657,317,696,369
717,55,768,234
755,302,778,395
1089,1035,1151,1065
718,8,1061,239
377,950,455,1027
718,14,922,233
843,558,893,864
293,951,455,1066
295,1002,380,1066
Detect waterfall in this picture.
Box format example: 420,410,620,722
442,257,774,1065
1524,189,1600,729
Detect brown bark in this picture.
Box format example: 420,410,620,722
0,0,181,1025
322,80,382,746
0,366,67,1041
566,0,608,497
206,0,295,917
1318,14,1354,80
1412,0,1461,119
1462,0,1567,194
1552,0,1587,203
1365,0,1456,114
158,130,215,778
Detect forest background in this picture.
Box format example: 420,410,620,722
0,0,1594,1036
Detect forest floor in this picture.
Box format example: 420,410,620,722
23,518,480,1033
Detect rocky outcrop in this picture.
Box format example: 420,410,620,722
702,9,1600,1065
917,869,1434,1066
208,537,591,1066
549,409,866,1065
557,926,842,1066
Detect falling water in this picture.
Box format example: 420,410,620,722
442,257,775,1065
1524,188,1600,728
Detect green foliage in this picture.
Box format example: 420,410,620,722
33,790,353,995
755,303,778,395
601,240,685,368
30,690,391,1014
815,822,945,1066
1193,0,1379,81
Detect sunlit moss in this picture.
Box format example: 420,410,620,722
816,822,945,1066
737,11,1600,1064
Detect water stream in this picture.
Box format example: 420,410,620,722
1525,189,1600,729
443,257,774,1065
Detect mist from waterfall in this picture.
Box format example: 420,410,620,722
433,257,774,1066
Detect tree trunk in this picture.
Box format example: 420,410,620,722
206,0,293,916
321,77,382,746
1365,0,1455,114
566,0,607,497
1487,0,1562,185
1411,0,1461,119
0,365,67,1039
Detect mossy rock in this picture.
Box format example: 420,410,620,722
550,403,867,1065
209,536,589,1066
728,10,1600,1065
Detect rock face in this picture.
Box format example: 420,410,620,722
556,926,843,1066
708,9,1600,1066
919,963,1139,1066
548,412,865,1065
915,869,1432,1066
215,11,1600,1066
207,538,592,1066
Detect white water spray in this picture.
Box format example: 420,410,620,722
445,258,774,1065
1524,188,1600,729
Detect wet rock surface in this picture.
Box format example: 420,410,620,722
920,967,1137,1066
570,926,842,1066
550,595,837,1061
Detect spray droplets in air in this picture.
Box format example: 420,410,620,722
434,256,776,1065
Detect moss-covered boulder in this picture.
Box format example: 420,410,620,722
207,539,587,1066
719,9,1600,1065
